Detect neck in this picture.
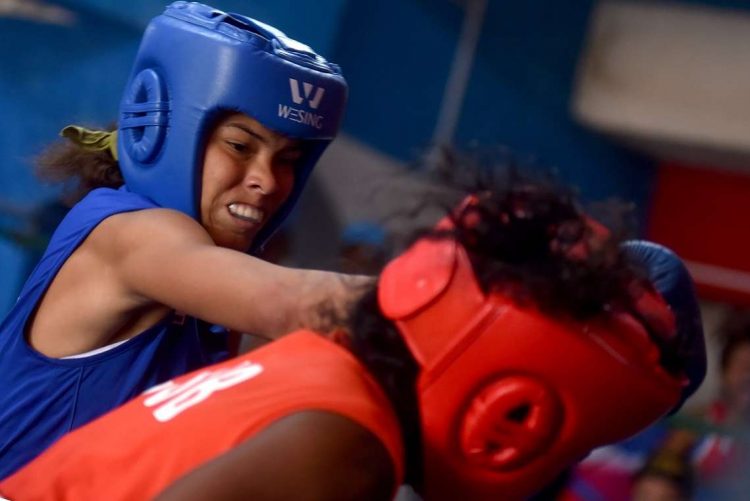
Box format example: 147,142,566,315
347,289,424,489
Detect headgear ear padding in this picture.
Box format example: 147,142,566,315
118,1,348,252
459,376,563,471
379,229,685,500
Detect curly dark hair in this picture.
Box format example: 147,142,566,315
347,148,646,488
34,126,123,205
396,147,639,318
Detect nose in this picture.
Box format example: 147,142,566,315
243,154,278,195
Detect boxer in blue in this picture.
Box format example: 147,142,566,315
0,1,361,479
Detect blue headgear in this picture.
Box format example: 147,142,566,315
117,1,348,252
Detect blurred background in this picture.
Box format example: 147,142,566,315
2,0,750,498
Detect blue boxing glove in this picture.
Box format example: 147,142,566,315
621,240,707,412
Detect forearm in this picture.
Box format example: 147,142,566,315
112,210,376,339
130,248,374,338
257,267,375,339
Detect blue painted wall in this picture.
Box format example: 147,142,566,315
0,10,141,311
335,0,656,218
456,0,657,206
332,0,464,160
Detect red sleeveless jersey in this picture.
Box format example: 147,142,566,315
0,331,404,500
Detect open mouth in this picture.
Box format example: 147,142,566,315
228,203,264,224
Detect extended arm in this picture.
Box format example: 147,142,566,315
111,209,372,338
28,208,373,356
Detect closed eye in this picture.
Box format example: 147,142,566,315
226,141,249,154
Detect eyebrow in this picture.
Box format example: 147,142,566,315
225,122,268,144
223,122,304,152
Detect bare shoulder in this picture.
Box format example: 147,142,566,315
91,207,213,257
155,410,397,501
85,207,219,286
27,207,217,356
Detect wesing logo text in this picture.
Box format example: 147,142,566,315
278,78,325,130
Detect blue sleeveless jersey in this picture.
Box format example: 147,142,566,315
0,187,229,479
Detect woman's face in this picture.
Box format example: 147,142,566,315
200,113,304,252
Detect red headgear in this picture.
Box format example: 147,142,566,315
378,199,684,500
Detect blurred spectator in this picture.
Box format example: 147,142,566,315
554,423,672,501
631,449,694,501
558,309,750,501
653,310,750,501
604,311,750,501
338,221,388,275
710,311,750,427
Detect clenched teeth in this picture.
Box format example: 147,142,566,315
228,203,264,223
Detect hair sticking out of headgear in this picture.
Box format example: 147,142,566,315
403,147,641,321
36,123,124,205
